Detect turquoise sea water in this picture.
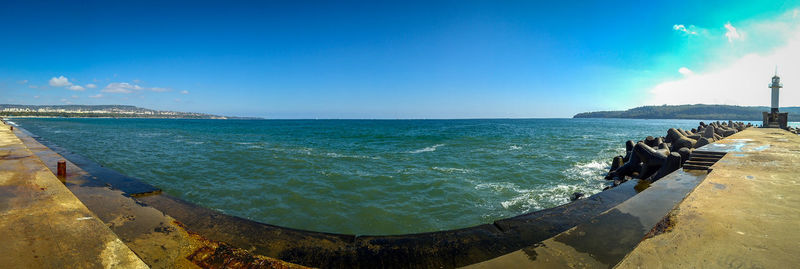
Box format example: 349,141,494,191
13,118,708,235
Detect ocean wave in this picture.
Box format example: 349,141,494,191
409,144,444,154
508,145,522,150
474,182,522,192
431,166,473,174
185,141,205,145
567,160,609,177
325,152,380,160
499,184,594,211
137,132,167,138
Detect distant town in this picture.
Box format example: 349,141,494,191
0,104,228,119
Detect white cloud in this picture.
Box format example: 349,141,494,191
33,95,40,99
678,67,694,76
49,76,72,87
28,85,38,89
68,85,85,91
17,80,28,84
102,82,143,93
60,98,72,104
89,94,103,98
673,24,697,35
85,83,97,89
724,22,741,43
180,90,189,94
150,87,169,92
71,95,79,99
648,28,800,107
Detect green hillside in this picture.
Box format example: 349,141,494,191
574,104,800,121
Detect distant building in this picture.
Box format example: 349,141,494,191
762,71,788,129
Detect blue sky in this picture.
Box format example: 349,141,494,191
2,0,799,118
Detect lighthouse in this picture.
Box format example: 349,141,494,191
763,70,788,129
770,72,782,113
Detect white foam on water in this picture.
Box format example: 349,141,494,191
570,160,610,177
431,166,473,174
325,152,380,160
185,141,204,145
409,144,444,154
509,145,522,150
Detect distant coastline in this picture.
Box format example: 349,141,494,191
0,104,246,119
574,104,800,121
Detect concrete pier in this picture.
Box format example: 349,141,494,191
617,128,800,268
0,122,149,268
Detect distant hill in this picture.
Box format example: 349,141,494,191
574,104,800,121
0,104,228,119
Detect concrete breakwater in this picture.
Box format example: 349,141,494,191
602,120,750,190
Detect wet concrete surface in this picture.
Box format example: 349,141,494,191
0,121,148,268
465,169,710,268
617,128,800,268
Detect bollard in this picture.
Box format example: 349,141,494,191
10,126,13,131
57,160,67,179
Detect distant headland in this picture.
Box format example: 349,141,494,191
574,104,800,121
0,104,240,119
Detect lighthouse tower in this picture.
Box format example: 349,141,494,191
763,70,788,129
770,72,782,113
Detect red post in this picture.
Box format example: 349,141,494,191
57,160,67,179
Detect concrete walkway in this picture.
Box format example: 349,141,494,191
0,122,148,268
617,128,800,268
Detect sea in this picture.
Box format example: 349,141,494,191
11,118,719,235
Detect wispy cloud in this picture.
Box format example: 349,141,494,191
102,82,143,93
17,80,28,84
68,85,85,91
180,90,189,94
85,83,97,89
678,67,693,76
102,81,172,93
724,22,741,43
89,94,103,98
49,75,72,87
673,24,697,35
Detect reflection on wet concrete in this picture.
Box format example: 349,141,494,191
467,169,708,268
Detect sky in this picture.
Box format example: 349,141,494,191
1,0,800,118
